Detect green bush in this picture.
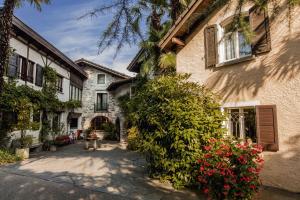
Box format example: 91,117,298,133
102,122,118,141
12,135,33,149
127,74,225,188
127,126,140,150
0,149,21,165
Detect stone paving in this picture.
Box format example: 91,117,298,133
0,141,201,200
0,141,299,200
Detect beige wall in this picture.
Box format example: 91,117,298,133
176,1,300,192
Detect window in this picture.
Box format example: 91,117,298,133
20,57,27,81
97,74,105,84
226,107,257,142
70,118,78,129
27,61,35,83
7,53,19,78
35,64,43,87
220,17,252,62
33,111,41,123
56,75,63,92
70,84,82,101
95,93,108,111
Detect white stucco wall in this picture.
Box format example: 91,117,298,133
175,1,300,192
8,37,73,140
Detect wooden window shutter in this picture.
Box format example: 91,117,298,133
250,5,271,54
256,105,279,152
204,25,218,67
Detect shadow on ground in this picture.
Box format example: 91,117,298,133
0,141,202,200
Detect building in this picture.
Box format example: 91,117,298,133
6,16,87,142
158,0,300,192
75,59,131,142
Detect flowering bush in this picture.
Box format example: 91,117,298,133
194,138,264,200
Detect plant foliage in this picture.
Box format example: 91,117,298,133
124,74,225,187
194,138,264,200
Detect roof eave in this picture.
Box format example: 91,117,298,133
75,59,131,79
12,16,88,79
159,0,205,51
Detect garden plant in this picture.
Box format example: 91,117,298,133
194,138,264,200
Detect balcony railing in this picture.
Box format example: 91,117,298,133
94,103,108,112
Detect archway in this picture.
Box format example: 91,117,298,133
91,116,110,130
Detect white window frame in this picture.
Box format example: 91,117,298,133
217,16,252,64
97,74,106,84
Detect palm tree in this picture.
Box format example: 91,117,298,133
0,0,50,94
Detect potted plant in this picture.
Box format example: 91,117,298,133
14,98,39,159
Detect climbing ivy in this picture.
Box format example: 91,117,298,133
0,65,81,146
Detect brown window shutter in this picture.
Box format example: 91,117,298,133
204,25,218,67
256,105,279,152
250,5,271,54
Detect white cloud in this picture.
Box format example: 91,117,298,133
31,0,140,76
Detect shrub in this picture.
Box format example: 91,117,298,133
127,74,225,188
194,138,264,200
127,126,140,150
12,135,33,149
0,149,21,165
102,122,118,141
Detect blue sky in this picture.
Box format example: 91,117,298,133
1,0,139,75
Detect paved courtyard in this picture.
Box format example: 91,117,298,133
0,141,201,200
0,141,299,200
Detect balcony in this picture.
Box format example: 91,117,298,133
94,103,108,112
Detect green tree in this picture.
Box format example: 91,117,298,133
0,0,50,94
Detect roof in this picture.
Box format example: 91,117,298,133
75,58,131,79
127,49,144,73
12,16,87,79
159,0,212,51
107,77,136,91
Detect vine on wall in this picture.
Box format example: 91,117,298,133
0,65,81,146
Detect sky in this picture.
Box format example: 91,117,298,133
1,0,139,76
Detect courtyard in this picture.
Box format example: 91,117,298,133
0,141,201,200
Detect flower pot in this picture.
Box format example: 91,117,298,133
50,145,57,152
15,148,29,159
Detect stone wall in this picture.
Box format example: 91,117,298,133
80,65,124,131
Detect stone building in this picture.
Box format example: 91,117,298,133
75,59,131,142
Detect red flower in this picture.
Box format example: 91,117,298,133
237,155,247,164
208,138,217,143
203,188,209,194
256,157,264,163
216,149,223,155
200,166,205,171
224,184,231,190
204,154,212,158
250,185,256,190
204,146,211,151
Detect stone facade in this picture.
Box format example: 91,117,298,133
76,59,130,142
167,0,300,192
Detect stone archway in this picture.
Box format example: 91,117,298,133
91,116,110,130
